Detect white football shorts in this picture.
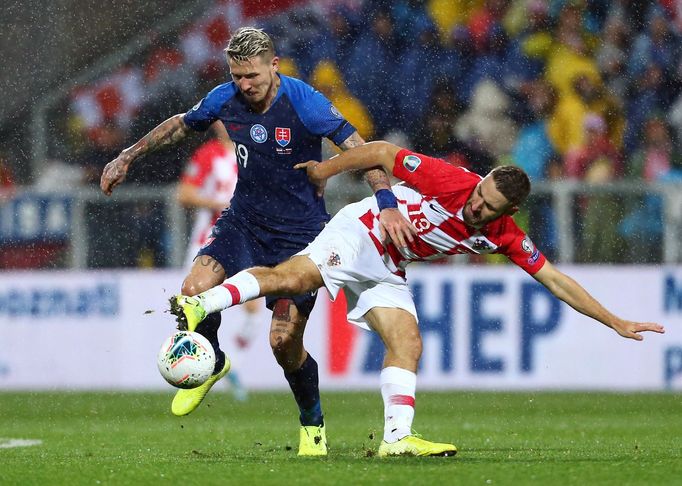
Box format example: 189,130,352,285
296,207,417,330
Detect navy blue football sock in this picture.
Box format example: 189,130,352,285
284,354,324,426
195,312,224,374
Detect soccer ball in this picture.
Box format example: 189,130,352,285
157,331,216,389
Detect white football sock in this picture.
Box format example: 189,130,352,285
380,366,417,443
199,271,261,314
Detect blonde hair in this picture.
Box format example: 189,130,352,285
225,27,275,62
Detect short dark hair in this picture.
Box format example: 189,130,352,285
491,166,531,207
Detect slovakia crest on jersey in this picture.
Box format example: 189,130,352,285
275,127,291,147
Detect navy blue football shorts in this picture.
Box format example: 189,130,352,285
195,208,325,318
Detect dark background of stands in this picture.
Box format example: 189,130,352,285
0,0,211,182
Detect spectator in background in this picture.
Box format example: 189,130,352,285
286,9,328,80
411,79,495,176
319,4,360,68
276,57,301,78
390,0,434,48
603,0,650,34
565,113,624,263
460,23,510,104
595,16,630,100
396,18,461,126
346,7,398,135
668,89,682,149
177,121,261,401
623,61,669,153
544,2,600,100
627,7,680,86
503,0,552,94
79,120,142,268
511,80,561,260
309,60,374,141
426,0,481,44
467,0,510,53
456,79,518,160
548,73,624,156
573,74,625,149
620,116,682,262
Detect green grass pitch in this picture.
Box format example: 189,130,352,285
1,391,680,485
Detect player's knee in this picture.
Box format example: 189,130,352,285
181,279,202,297
391,327,422,363
409,332,423,362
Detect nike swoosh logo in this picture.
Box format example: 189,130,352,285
429,203,449,216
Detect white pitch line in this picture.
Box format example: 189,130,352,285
0,439,43,449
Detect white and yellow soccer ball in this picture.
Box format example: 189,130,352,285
157,331,216,389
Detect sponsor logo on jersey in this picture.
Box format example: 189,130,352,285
402,155,422,172
250,124,268,143
275,127,291,147
330,105,343,119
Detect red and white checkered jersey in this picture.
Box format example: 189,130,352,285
346,149,546,277
180,139,238,260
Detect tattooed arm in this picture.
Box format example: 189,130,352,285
337,133,416,247
100,113,192,195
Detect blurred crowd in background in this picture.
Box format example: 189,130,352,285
3,0,682,269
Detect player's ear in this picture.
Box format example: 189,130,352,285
271,56,280,72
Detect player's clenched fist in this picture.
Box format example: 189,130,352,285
100,155,131,196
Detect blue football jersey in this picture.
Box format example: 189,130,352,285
183,74,356,232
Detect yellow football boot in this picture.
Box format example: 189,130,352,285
171,357,230,416
169,295,207,332
377,435,457,457
298,423,327,456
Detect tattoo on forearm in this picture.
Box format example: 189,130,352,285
131,116,188,159
364,168,391,191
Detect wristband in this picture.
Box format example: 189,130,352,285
375,189,398,210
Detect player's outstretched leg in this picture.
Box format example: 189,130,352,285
285,353,326,456
378,435,458,457
170,295,207,332
376,367,456,457
269,298,327,456
170,310,229,416
171,347,231,416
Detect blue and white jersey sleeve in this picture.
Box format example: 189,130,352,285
183,83,237,132
283,76,356,146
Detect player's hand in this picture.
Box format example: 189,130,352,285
294,160,326,198
100,154,131,196
378,208,417,248
611,319,665,341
